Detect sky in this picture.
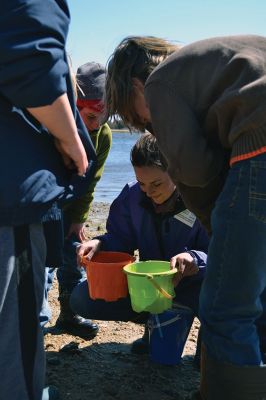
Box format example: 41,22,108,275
67,0,266,72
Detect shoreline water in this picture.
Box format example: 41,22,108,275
110,128,130,133
94,131,139,203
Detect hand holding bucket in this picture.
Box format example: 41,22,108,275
82,251,135,302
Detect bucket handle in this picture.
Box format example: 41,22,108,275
146,274,174,300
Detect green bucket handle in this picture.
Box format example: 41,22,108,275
146,274,174,300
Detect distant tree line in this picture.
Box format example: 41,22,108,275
108,118,127,130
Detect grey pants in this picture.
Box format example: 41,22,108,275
0,224,46,400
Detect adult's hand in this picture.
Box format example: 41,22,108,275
66,222,86,242
27,93,88,175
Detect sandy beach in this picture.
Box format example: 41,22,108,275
45,202,200,400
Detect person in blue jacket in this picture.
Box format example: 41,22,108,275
71,133,209,360
0,2,96,400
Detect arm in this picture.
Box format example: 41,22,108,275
65,124,112,224
96,184,138,254
185,219,209,265
27,94,88,176
170,219,209,286
0,2,87,176
77,184,138,263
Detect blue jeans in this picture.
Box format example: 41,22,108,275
200,153,266,366
0,225,46,399
56,233,85,293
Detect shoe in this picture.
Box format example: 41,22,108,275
131,324,149,355
56,289,99,339
203,345,266,400
55,314,99,339
42,386,60,400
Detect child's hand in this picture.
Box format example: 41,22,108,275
170,252,199,287
77,239,101,265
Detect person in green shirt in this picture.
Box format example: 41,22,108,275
41,62,112,339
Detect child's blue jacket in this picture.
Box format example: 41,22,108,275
0,0,96,226
98,182,209,276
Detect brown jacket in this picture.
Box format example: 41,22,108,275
145,35,266,231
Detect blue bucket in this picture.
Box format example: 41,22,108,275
149,308,194,365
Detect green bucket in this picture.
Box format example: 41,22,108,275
123,261,177,314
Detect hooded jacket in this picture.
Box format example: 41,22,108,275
0,0,96,226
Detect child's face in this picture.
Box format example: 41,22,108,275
134,165,175,204
79,106,103,132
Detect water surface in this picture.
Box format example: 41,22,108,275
94,131,140,203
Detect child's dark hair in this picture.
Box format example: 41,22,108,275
130,133,168,171
105,36,179,131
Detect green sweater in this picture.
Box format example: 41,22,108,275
64,123,112,223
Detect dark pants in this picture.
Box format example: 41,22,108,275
70,275,202,321
0,224,46,400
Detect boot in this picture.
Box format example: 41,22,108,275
55,290,99,339
131,324,149,354
42,386,59,400
193,327,202,371
200,344,266,400
187,343,207,400
206,355,266,400
187,393,203,400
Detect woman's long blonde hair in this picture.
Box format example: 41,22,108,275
105,36,179,131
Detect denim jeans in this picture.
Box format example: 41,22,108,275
56,233,85,293
0,225,46,400
200,153,266,366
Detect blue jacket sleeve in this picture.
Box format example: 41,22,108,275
0,0,70,107
186,220,209,277
96,184,138,255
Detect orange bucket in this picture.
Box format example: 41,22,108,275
82,251,135,302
